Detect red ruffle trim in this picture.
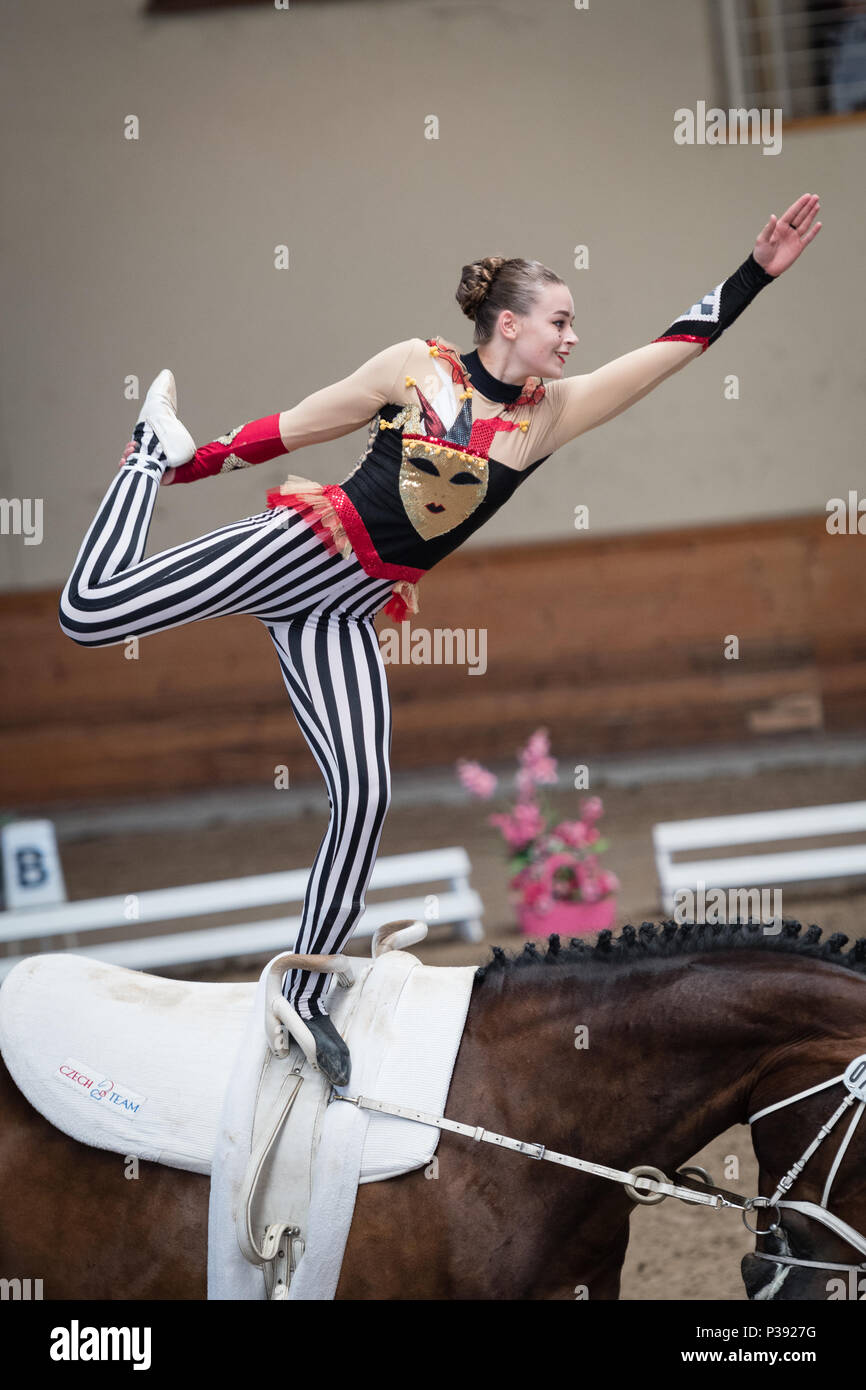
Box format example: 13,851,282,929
266,477,425,621
265,488,348,559
381,581,420,623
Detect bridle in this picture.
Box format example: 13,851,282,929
744,1052,866,1280
330,1052,866,1284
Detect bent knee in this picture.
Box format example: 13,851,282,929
58,593,119,648
58,622,112,648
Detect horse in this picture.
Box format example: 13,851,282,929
1,920,864,1300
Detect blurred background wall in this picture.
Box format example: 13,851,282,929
1,0,864,803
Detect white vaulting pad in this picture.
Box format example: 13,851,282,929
357,957,476,1181
0,950,477,1194
0,954,255,1173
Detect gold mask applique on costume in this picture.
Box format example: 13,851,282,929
399,436,488,540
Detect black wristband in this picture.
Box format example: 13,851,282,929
654,252,776,352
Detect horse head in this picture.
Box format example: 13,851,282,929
742,1048,866,1301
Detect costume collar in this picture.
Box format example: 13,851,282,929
462,349,545,407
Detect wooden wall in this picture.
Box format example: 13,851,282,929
2,513,863,807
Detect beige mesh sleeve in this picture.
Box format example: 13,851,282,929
545,339,703,452
278,339,419,452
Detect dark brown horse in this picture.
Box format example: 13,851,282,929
1,921,865,1300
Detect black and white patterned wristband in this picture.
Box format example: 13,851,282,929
654,252,776,353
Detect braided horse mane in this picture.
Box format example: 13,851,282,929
474,920,866,989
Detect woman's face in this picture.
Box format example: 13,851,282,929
510,282,579,379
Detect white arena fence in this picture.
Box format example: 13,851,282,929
0,845,484,981
653,801,866,916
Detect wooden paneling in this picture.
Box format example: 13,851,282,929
2,514,864,806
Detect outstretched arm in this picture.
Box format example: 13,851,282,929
547,193,822,451
160,339,417,485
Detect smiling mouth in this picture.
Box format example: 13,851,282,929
426,502,445,513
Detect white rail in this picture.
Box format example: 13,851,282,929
653,802,866,914
0,846,484,979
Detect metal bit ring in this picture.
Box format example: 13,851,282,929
678,1165,715,1187
625,1165,670,1205
742,1198,782,1235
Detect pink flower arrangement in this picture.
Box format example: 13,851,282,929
455,729,619,912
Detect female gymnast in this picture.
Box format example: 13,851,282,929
59,194,821,1085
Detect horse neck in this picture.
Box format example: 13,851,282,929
483,951,864,1173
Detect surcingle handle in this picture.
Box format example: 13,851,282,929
264,952,356,1061
371,919,429,958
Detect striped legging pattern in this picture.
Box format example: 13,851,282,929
59,422,396,1018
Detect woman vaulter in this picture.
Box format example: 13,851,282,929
59,195,822,1085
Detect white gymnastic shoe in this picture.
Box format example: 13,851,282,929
135,369,196,467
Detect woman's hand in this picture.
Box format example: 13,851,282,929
753,193,822,277
117,439,176,484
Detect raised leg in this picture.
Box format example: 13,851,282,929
58,422,342,646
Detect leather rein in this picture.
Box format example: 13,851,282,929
330,1052,866,1278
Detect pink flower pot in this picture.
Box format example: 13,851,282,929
518,897,617,938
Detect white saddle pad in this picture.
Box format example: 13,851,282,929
1,949,476,1300
0,954,254,1172
0,950,475,1181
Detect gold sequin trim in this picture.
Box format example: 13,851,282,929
216,424,243,446
343,414,380,481
220,453,250,473
216,424,248,472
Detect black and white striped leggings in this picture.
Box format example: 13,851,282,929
58,424,396,1020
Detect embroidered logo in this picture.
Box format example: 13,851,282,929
56,1058,146,1117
